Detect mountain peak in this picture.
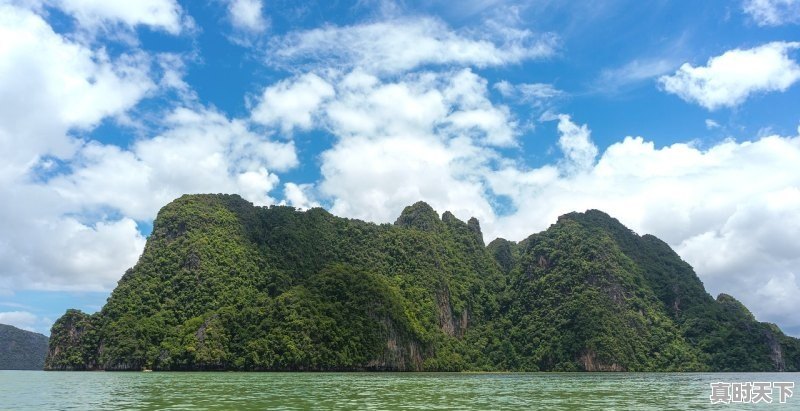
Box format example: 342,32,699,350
558,209,617,225
717,293,756,321
394,201,440,231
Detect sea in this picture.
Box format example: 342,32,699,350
1,371,798,410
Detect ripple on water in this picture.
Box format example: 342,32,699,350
1,371,797,410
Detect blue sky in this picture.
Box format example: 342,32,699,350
0,0,799,336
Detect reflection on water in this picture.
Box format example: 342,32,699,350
1,371,796,410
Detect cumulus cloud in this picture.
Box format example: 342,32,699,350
282,183,320,210
659,42,800,110
0,5,295,292
250,68,514,225
251,73,335,133
441,70,518,146
321,69,518,146
325,71,447,138
555,114,597,173
51,107,297,220
0,3,155,175
743,0,800,26
52,0,188,34
0,3,171,292
321,134,495,225
677,187,800,331
0,106,296,292
268,17,558,74
227,0,268,32
0,211,146,291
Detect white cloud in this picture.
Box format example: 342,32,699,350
228,0,268,32
0,216,147,291
268,17,558,74
325,71,448,139
705,119,721,129
0,3,166,293
495,80,563,100
490,132,800,242
493,80,563,125
237,168,279,203
659,42,800,110
251,73,335,133
0,311,38,331
53,0,187,34
320,69,517,146
51,107,297,221
265,68,514,225
0,310,53,334
596,58,676,93
0,105,295,292
0,4,155,175
0,3,297,294
442,70,518,146
743,0,800,26
677,187,800,330
282,183,320,210
555,114,598,173
155,52,197,102
1,107,296,293
320,134,495,225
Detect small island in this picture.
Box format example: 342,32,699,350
0,323,49,370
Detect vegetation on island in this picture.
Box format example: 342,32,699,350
45,194,800,371
0,323,49,370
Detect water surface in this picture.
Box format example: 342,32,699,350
1,371,797,410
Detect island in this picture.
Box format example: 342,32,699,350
0,323,49,370
45,194,800,372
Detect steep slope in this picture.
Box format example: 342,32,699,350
553,210,800,371
0,323,49,370
45,194,800,371
490,215,704,371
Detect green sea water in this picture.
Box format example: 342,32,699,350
1,371,798,410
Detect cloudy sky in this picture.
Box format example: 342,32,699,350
1,0,799,336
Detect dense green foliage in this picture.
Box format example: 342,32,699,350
0,323,49,369
45,194,800,371
560,211,800,371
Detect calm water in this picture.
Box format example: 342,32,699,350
1,371,798,410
